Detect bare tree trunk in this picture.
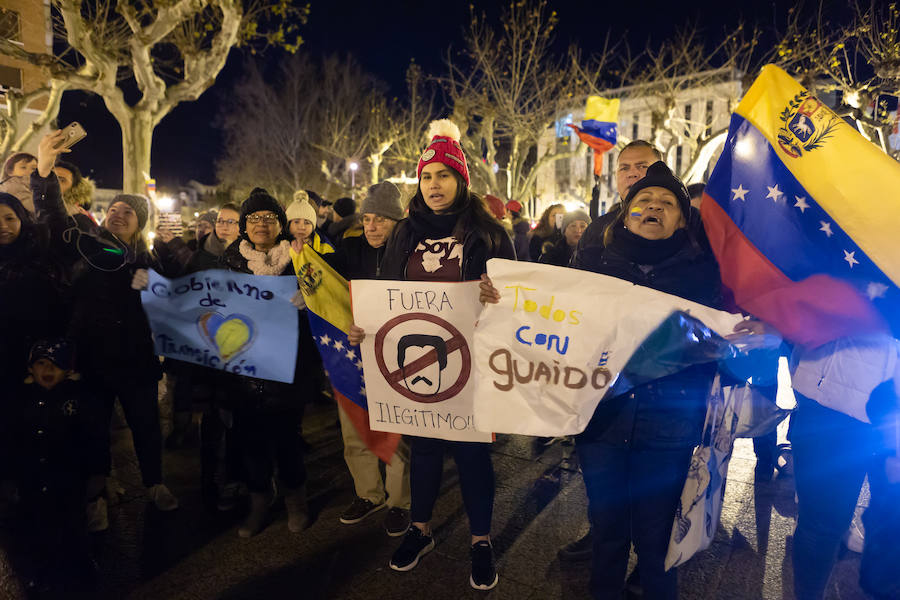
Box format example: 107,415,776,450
120,111,155,194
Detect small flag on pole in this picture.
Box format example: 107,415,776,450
568,96,620,176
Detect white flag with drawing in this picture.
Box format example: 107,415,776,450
472,259,744,436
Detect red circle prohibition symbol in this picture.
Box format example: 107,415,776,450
374,312,471,404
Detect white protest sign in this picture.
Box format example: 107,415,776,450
351,280,491,442
472,259,743,436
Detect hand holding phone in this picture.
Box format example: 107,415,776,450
54,122,87,151
554,213,565,231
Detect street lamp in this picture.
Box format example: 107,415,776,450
349,162,359,198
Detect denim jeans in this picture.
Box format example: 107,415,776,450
575,437,692,600
409,436,494,536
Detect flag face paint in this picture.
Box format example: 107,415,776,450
702,65,898,346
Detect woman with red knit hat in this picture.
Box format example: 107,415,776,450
349,119,514,591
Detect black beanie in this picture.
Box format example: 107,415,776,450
623,161,691,220
333,197,356,218
240,187,287,233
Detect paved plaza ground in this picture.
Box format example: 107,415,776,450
0,384,872,600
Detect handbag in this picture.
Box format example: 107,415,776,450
665,374,744,570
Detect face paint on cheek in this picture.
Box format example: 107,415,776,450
629,206,643,219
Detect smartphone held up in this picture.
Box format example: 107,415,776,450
54,122,87,151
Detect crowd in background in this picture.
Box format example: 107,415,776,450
0,122,897,600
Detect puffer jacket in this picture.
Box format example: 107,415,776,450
575,226,725,449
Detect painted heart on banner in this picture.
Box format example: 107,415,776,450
197,312,257,361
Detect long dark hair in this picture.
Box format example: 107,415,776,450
532,203,564,239
408,170,507,252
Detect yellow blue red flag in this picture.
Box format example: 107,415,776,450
568,96,620,176
701,65,897,347
291,245,400,463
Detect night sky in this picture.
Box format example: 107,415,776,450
56,0,804,191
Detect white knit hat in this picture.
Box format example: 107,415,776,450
285,198,317,224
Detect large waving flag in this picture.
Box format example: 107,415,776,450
568,96,620,175
291,245,400,463
702,65,898,348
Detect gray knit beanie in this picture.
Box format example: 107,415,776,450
562,209,591,234
112,194,150,230
198,210,218,228
361,181,404,221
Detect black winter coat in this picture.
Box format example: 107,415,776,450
574,227,725,449
1,379,105,496
511,217,531,262
220,240,318,411
538,238,575,267
31,172,170,387
379,218,516,282
0,225,69,385
331,231,387,280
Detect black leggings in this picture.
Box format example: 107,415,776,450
409,436,494,536
91,378,163,487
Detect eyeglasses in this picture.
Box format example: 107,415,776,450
245,214,279,224
216,219,238,226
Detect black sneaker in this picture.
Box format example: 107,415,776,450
383,507,410,537
389,526,434,571
339,497,385,524
469,541,498,590
557,530,592,562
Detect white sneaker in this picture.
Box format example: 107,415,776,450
86,497,109,532
843,520,865,553
148,484,179,511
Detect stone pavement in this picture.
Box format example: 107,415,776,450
0,387,872,600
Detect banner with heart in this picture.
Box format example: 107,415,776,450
140,269,299,382
197,312,257,361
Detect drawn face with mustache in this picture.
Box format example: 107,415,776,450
397,334,447,397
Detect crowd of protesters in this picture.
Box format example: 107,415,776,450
0,121,897,600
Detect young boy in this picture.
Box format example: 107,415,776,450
1,340,104,593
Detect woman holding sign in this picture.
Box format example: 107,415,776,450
220,188,317,538
349,119,514,591
483,161,733,600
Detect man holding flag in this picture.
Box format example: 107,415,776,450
292,181,411,537
701,64,900,600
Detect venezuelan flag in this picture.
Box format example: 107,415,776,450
568,96,620,176
702,65,898,348
291,245,400,463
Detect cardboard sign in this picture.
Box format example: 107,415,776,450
141,269,299,383
351,280,491,442
472,259,743,436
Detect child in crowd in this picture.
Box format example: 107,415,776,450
0,340,105,593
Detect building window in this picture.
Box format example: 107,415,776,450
632,113,639,140
0,9,20,43
0,65,23,90
705,100,714,137
676,146,683,175
684,104,692,137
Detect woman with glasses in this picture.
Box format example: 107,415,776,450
219,188,317,538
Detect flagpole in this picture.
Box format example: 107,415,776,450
589,173,600,220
